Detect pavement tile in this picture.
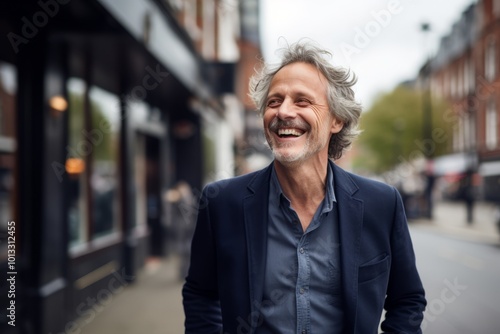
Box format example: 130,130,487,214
76,256,185,334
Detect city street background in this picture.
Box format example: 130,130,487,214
1,0,499,333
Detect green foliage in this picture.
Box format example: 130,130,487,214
68,92,114,161
356,86,452,173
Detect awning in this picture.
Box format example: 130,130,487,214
479,160,500,177
96,0,212,102
433,152,477,176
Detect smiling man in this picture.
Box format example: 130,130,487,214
183,41,426,334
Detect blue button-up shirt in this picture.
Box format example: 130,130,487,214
256,164,344,334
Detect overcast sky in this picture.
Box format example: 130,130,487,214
260,0,476,109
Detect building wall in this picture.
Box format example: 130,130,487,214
171,0,267,175
427,0,500,201
476,0,500,159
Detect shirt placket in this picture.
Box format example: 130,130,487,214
296,231,311,334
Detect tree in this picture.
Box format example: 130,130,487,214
68,92,114,161
356,85,452,173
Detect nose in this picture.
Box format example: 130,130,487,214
276,98,296,120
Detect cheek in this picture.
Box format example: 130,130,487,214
263,109,275,127
310,106,331,126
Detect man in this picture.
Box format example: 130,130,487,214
183,41,426,334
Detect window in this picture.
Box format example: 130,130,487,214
444,71,451,97
468,58,475,93
486,101,498,150
466,113,477,150
450,72,457,99
494,0,500,17
462,61,468,96
67,78,88,248
67,80,120,250
130,100,149,230
0,62,17,262
485,38,496,82
88,86,120,239
454,116,465,152
457,66,463,98
453,108,476,152
134,133,147,229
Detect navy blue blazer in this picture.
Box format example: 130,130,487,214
183,161,426,334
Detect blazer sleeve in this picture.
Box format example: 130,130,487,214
380,187,427,333
182,186,222,334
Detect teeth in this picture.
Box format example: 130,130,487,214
278,128,303,136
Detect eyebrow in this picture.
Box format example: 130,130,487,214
266,90,316,102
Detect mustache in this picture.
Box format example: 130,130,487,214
268,118,310,132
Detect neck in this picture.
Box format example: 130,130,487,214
274,156,329,204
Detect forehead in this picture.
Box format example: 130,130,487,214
269,62,328,95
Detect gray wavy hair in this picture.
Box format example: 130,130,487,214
249,41,362,160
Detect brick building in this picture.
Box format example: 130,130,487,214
170,0,266,175
427,0,500,201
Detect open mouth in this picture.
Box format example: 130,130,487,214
277,128,305,138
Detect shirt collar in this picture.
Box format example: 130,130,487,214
270,162,337,212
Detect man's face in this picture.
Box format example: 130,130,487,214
263,62,343,165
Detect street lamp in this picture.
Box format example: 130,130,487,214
420,22,434,220
421,22,432,157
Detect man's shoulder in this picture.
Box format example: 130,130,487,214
333,163,395,196
203,165,271,198
350,171,393,192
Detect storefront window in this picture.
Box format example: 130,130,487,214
486,100,498,150
89,86,120,239
130,100,149,230
134,133,147,229
67,78,88,248
67,80,120,249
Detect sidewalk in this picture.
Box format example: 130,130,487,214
410,200,500,244
77,256,185,334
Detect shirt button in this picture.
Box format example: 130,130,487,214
300,288,305,294
299,248,304,254
302,331,307,334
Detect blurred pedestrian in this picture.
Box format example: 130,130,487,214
459,168,475,224
183,41,426,333
165,180,196,280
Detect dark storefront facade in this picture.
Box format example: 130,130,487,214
0,1,216,332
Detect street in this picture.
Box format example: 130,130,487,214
410,226,500,334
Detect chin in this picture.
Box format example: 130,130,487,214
273,149,308,165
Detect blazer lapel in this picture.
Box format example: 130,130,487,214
243,164,272,327
332,162,364,332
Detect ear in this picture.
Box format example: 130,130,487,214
330,118,344,134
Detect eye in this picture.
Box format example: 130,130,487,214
296,98,311,107
266,99,281,108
